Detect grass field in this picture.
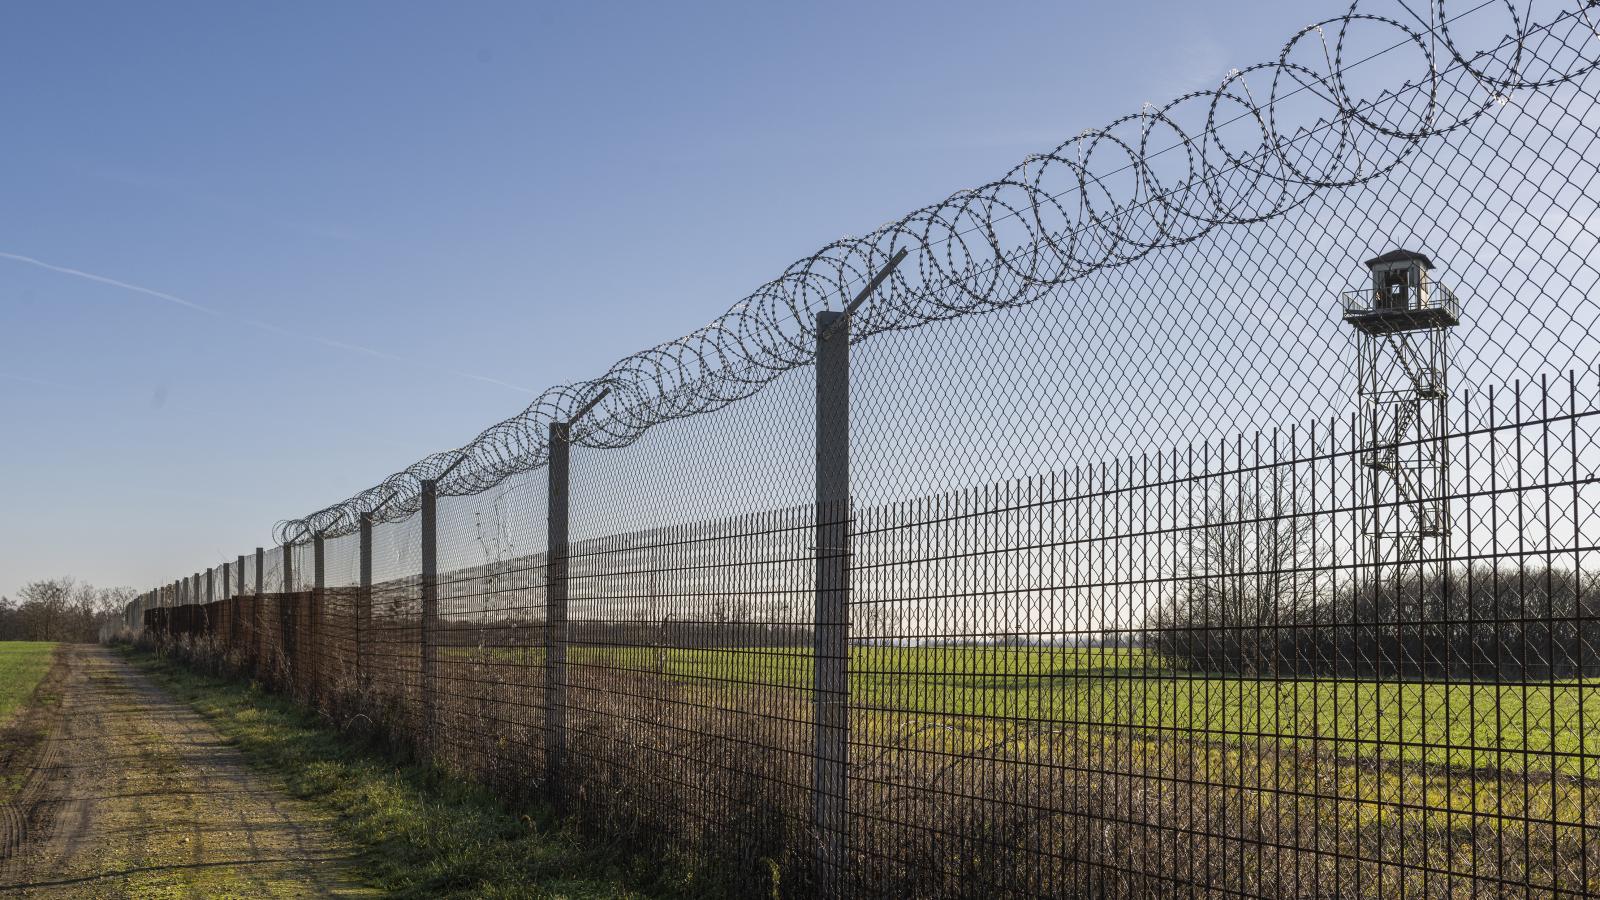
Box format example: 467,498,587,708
448,644,1600,776
127,647,655,899
160,630,1600,893
416,641,1600,892
0,641,57,725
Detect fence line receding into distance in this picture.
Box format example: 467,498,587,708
127,2,1600,896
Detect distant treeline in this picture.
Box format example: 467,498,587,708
2,577,134,643
146,561,1600,682
1152,565,1600,680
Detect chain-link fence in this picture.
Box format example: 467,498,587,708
122,2,1600,896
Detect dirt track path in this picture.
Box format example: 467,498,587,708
0,646,373,898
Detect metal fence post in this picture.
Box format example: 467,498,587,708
539,387,605,801
359,512,372,689
546,419,571,797
813,308,851,896
283,543,295,675
313,531,325,699
807,252,897,894
255,547,265,674
234,554,245,649
421,479,439,756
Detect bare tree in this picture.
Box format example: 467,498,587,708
1154,479,1319,675
1,577,135,643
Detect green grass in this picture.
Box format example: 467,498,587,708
147,641,1597,893
125,648,658,900
428,641,1599,872
0,641,56,725
451,643,1600,776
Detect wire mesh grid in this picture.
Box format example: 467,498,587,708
841,371,1600,896
361,513,424,740
260,545,284,595
428,471,550,793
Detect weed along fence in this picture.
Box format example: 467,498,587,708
123,4,1600,897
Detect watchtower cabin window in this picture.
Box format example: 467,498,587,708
1342,248,1460,335
1379,266,1412,310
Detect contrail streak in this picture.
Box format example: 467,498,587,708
0,251,218,315
0,250,535,394
0,370,78,391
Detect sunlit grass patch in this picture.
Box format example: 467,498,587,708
446,643,1600,775
0,641,56,725
126,647,655,899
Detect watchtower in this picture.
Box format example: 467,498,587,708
1342,249,1460,571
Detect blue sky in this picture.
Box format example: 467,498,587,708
0,1,1366,598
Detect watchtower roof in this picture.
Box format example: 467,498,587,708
1365,248,1434,269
